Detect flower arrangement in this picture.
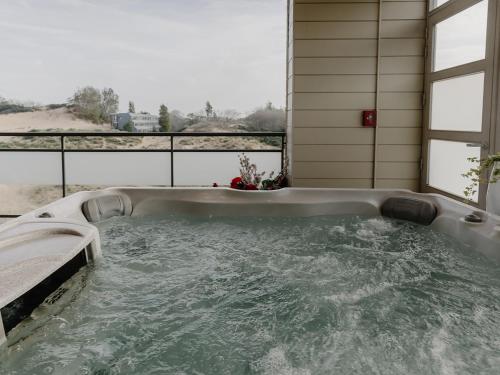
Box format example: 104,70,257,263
225,153,288,191
462,153,500,200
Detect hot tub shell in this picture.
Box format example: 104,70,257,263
1,187,499,345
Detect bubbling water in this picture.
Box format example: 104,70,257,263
1,215,500,375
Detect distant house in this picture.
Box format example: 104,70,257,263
111,112,160,132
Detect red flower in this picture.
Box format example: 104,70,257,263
230,177,243,189
245,184,258,191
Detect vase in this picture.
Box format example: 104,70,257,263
486,161,500,216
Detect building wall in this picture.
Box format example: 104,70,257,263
287,0,426,190
112,113,160,132
286,0,295,175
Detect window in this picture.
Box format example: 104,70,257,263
433,1,488,71
428,140,481,201
430,72,484,132
423,0,495,206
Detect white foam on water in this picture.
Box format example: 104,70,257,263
472,305,486,324
352,218,400,250
431,327,458,375
325,281,395,304
363,218,398,233
252,346,311,375
254,328,273,343
431,313,468,375
328,225,345,235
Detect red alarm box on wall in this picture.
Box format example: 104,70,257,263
362,110,377,127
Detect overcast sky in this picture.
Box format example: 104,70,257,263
0,0,286,115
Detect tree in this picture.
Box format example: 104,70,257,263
187,113,198,125
205,101,213,119
101,88,119,120
159,104,170,132
124,120,134,132
129,101,135,113
244,104,286,132
69,86,120,124
170,110,189,132
70,86,102,123
222,109,240,120
0,96,35,114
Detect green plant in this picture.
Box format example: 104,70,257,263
462,153,500,200
159,104,170,132
259,136,281,147
69,86,119,124
123,121,134,132
227,153,289,190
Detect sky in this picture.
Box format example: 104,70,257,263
0,0,287,115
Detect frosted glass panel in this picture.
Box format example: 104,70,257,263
0,152,61,184
433,1,488,71
430,73,484,132
430,0,450,10
174,152,281,186
428,140,480,201
66,152,171,185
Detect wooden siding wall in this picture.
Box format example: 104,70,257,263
288,0,426,190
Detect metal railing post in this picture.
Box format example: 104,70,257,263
60,135,66,197
281,135,285,171
170,135,174,187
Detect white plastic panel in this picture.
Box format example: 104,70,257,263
65,152,171,185
428,139,480,201
430,73,484,132
0,152,61,184
174,152,282,186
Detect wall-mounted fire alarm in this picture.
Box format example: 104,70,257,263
362,110,377,127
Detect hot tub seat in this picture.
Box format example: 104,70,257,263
0,220,100,345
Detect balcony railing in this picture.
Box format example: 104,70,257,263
0,131,286,217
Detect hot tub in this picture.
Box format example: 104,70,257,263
1,188,500,374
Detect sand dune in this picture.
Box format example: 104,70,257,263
0,107,111,132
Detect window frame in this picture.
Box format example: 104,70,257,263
422,0,498,207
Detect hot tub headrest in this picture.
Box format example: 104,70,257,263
381,197,437,225
82,195,128,223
